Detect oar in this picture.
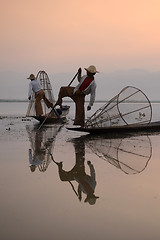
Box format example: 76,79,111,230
38,71,79,130
68,71,79,87
49,152,79,198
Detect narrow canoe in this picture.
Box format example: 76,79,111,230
32,105,70,124
67,121,160,134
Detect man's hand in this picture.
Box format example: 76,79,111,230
87,106,91,111
78,195,82,201
28,96,31,100
78,67,82,75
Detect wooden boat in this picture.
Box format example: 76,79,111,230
33,105,70,124
26,71,70,123
67,121,160,134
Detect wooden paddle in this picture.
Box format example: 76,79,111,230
68,71,79,86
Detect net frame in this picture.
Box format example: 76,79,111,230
85,86,152,128
85,134,152,175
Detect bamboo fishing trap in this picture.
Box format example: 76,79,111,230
85,86,152,129
85,134,152,175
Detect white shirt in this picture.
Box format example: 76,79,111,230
28,80,42,97
28,149,43,166
73,75,96,107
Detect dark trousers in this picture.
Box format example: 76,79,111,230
56,86,85,126
35,89,51,115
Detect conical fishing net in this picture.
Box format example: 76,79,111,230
26,71,55,116
86,86,152,128
85,134,152,174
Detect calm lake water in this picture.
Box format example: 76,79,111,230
0,101,160,240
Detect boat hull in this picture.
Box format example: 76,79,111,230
33,115,67,124
32,105,70,124
67,121,160,134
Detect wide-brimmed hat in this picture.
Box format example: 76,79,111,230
27,74,36,80
85,65,99,74
84,194,99,205
30,165,36,172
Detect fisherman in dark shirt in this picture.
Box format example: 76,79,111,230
55,65,99,127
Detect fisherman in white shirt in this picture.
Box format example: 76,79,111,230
27,74,53,116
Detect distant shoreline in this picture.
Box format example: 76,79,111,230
0,99,107,103
0,99,160,103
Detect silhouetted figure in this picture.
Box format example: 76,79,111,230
27,125,61,172
28,130,46,172
27,73,53,116
55,65,98,126
53,139,99,205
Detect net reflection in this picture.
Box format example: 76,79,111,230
79,133,152,175
26,124,62,172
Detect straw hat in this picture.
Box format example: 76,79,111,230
85,65,99,74
84,194,99,205
27,74,36,80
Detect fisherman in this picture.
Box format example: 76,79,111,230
55,65,99,127
27,74,53,116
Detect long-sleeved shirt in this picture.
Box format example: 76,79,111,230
28,80,42,97
73,75,96,107
28,149,43,166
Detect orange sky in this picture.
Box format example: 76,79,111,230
1,0,160,73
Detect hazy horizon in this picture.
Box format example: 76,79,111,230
0,68,160,101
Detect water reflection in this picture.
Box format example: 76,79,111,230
51,138,99,205
26,124,62,172
26,124,152,205
51,133,152,205
78,133,152,175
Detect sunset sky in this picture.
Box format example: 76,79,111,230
1,0,160,73
1,0,160,99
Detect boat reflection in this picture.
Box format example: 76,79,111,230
78,133,152,175
26,124,62,172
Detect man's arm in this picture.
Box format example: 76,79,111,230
87,161,96,180
78,184,82,201
87,83,96,111
28,82,32,100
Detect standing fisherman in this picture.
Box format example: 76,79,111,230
55,65,99,127
27,74,53,116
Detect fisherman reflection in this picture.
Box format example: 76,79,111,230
28,130,48,172
52,140,99,205
27,125,60,172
